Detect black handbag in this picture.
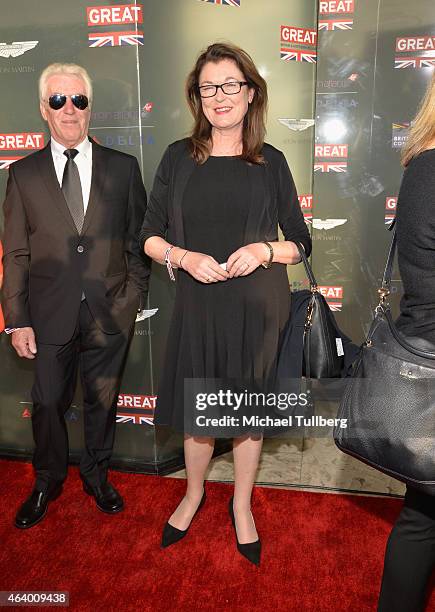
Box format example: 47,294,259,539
334,226,435,496
294,244,345,378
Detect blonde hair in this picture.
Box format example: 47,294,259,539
39,63,93,104
401,71,435,166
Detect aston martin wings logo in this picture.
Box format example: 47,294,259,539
135,308,158,323
312,219,347,230
278,118,315,131
0,41,39,58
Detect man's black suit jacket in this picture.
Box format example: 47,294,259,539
2,138,150,344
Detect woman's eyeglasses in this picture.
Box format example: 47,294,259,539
198,81,249,98
47,94,89,110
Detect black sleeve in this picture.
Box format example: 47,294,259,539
1,164,32,328
126,157,151,310
397,154,435,254
139,145,171,249
276,152,312,257
396,152,435,318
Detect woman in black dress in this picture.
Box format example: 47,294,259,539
140,42,311,566
378,73,435,611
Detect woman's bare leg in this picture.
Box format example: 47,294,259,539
232,434,263,543
167,434,215,530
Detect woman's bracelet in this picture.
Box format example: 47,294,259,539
261,241,274,269
164,245,176,281
179,250,188,269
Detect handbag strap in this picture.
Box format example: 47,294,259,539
372,218,435,359
296,243,318,290
379,218,397,298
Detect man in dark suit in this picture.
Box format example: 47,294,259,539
2,63,150,528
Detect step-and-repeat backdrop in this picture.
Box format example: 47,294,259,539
1,0,434,476
0,0,317,472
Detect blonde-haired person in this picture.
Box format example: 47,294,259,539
378,72,435,611
140,42,311,566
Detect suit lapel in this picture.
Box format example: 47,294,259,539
81,141,107,236
36,142,78,234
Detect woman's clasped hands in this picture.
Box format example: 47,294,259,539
181,242,268,283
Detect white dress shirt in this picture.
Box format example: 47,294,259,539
50,136,92,210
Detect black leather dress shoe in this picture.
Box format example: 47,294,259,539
15,482,63,529
83,480,124,514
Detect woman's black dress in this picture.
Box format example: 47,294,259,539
154,156,291,435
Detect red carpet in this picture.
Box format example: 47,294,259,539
0,459,434,612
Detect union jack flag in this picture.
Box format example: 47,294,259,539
318,19,353,30
385,214,396,225
116,409,154,426
314,162,348,173
280,48,317,63
0,156,22,170
303,213,313,223
394,56,435,69
199,0,240,5
88,31,144,47
328,302,342,312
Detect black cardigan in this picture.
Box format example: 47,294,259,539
139,138,312,257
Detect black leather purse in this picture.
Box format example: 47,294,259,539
334,227,435,495
295,244,345,378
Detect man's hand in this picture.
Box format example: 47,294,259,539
11,327,37,359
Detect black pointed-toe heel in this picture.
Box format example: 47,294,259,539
161,490,206,548
229,496,261,566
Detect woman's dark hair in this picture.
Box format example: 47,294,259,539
186,42,268,164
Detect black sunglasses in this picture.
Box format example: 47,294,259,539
48,93,89,110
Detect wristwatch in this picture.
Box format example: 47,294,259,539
261,241,274,269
